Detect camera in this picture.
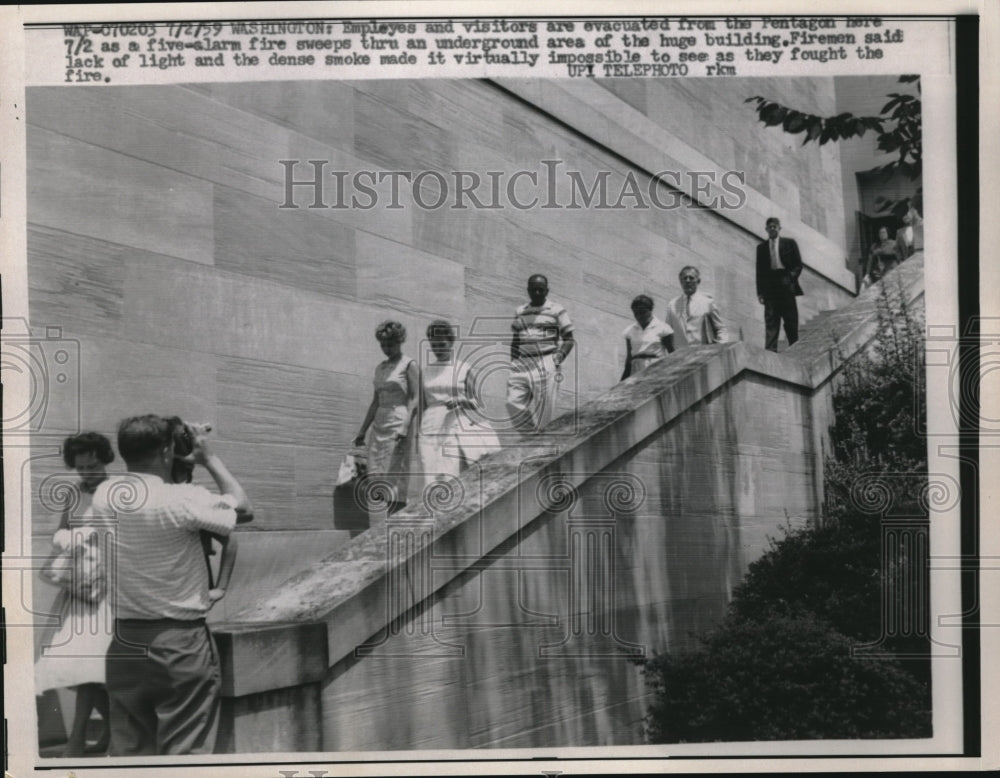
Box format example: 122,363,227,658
165,417,211,484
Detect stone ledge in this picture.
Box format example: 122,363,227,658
214,621,327,698
791,253,924,386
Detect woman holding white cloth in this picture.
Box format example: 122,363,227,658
419,320,500,493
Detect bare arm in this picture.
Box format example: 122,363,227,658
554,331,575,365
621,339,633,381
354,391,378,447
193,431,252,518
510,329,521,361
452,365,481,410
209,535,239,603
398,360,420,439
662,333,675,354
57,505,71,531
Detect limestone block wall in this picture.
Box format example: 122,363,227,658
25,77,854,550
596,77,845,240
307,370,819,750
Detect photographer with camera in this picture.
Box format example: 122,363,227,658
165,417,241,603
92,414,251,756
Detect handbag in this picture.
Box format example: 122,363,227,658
39,529,74,588
71,531,107,604
40,527,106,603
333,453,370,532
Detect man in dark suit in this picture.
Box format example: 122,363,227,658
755,216,804,351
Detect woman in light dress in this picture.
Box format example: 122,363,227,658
35,432,115,756
355,321,419,516
418,320,500,493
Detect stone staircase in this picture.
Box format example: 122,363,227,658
790,252,924,372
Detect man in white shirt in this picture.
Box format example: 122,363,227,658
621,294,674,379
95,414,252,755
506,274,575,432
665,266,730,347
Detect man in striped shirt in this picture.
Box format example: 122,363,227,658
506,274,575,432
94,415,251,755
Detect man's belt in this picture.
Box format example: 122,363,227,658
116,617,207,627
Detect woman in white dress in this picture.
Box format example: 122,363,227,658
354,321,419,515
35,432,115,756
418,320,501,496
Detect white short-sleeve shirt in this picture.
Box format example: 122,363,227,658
623,315,673,361
91,473,237,620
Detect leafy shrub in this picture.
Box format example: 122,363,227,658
728,510,883,641
825,278,927,520
643,613,931,743
727,505,930,693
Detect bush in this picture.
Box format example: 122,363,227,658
643,613,931,743
825,278,927,520
727,504,931,693
728,510,883,641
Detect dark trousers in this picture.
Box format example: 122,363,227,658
763,287,799,351
106,619,221,756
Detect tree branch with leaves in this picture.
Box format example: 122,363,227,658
745,75,922,216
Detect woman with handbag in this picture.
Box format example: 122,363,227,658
35,432,115,756
354,321,419,516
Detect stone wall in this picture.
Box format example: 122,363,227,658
26,77,854,554
307,368,818,750
596,76,844,240
219,351,821,750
